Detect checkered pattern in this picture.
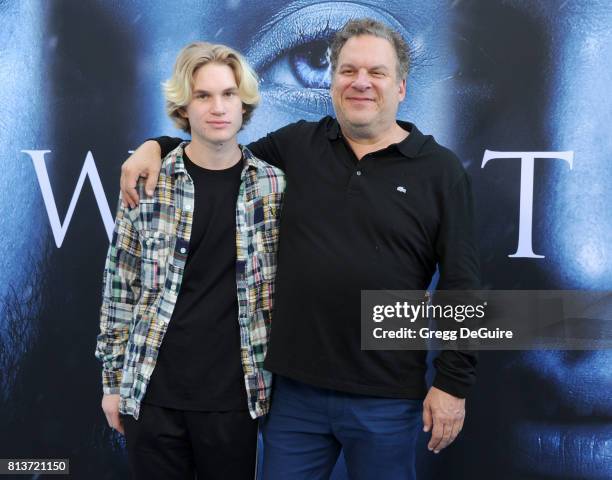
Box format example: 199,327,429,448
95,143,285,419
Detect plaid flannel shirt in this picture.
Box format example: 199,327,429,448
95,143,285,419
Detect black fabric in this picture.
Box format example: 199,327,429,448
122,405,258,480
155,116,480,399
144,152,248,410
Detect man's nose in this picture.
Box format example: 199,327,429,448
211,96,225,114
351,70,371,90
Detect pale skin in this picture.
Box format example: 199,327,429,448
102,394,124,434
104,62,246,431
118,36,467,453
423,386,466,453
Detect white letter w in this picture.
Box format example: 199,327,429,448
22,150,114,248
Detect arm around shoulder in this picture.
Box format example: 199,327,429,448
120,138,175,208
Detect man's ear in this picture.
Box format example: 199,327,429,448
179,107,188,119
398,78,407,102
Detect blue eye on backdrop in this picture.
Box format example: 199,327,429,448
291,38,331,89
245,2,410,115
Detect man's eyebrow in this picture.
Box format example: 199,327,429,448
338,63,390,71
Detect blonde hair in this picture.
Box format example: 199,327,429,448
163,42,260,133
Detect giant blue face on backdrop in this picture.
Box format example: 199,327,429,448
0,1,610,479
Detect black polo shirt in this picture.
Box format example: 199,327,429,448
156,116,479,399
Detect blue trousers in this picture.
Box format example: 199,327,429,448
261,376,422,480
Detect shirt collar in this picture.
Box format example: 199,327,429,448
163,141,189,177
325,117,427,158
240,144,262,170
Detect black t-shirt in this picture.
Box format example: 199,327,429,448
144,151,248,411
156,117,480,399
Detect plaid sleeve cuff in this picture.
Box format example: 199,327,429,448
102,369,123,394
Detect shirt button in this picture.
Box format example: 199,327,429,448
180,247,186,254
356,170,362,176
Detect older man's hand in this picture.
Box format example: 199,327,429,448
422,386,465,453
120,140,162,208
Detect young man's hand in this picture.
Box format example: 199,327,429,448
422,386,465,453
120,140,163,208
101,394,125,435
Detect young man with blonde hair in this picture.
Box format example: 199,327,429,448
95,42,284,479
